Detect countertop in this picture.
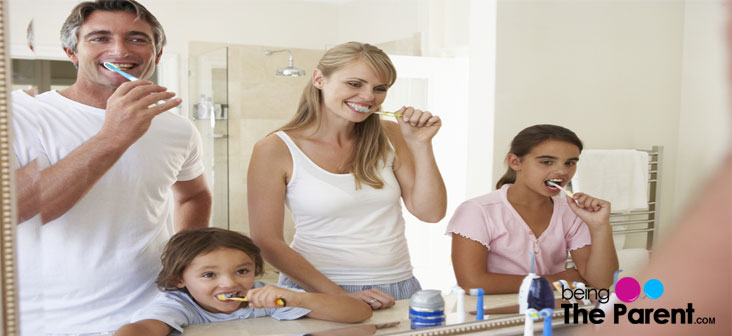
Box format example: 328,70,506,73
183,293,527,336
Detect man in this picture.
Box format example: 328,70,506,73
13,1,211,334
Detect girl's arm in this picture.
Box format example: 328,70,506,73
248,135,395,309
248,285,372,323
567,193,619,288
114,319,171,336
452,235,585,293
385,108,447,223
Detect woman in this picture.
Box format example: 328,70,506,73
248,42,447,310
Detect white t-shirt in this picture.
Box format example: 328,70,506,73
15,91,205,335
11,90,47,336
131,281,311,334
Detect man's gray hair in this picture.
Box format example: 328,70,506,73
60,0,166,54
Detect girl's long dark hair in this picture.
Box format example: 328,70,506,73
496,124,583,189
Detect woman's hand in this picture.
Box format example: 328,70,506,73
396,106,441,145
567,192,611,228
344,288,396,310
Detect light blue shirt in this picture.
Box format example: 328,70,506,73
131,281,311,334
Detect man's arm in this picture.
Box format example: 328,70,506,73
15,81,180,223
17,134,128,223
171,174,211,231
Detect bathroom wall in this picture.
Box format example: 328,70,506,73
225,44,322,236
674,0,731,216
492,0,729,244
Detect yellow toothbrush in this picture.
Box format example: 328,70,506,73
216,294,286,306
374,111,403,118
349,104,403,118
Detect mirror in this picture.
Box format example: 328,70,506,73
7,0,729,335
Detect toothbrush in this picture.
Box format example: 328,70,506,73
524,308,539,336
103,62,139,81
539,307,554,336
469,288,485,320
374,111,403,118
573,282,591,305
545,181,574,197
451,285,466,323
558,280,577,304
552,281,564,294
349,104,404,118
216,293,286,307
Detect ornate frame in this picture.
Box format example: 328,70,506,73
0,0,20,334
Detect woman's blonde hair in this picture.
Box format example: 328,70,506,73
278,42,397,189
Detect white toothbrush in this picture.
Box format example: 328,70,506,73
450,285,466,323
546,181,574,198
103,62,138,81
572,282,591,305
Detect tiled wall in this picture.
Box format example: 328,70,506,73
227,45,324,239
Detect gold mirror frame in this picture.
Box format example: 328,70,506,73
0,0,19,334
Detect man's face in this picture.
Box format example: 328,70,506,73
65,10,160,88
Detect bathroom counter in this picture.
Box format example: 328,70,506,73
183,293,528,336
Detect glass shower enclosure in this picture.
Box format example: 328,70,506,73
189,47,229,229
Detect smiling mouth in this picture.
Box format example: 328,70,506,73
110,62,134,70
103,62,137,71
345,101,371,113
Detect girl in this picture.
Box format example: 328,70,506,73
447,124,618,294
248,42,447,309
115,228,371,335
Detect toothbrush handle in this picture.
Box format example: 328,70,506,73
376,111,403,118
249,297,286,306
223,296,286,306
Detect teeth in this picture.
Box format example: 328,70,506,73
111,63,134,69
346,102,370,113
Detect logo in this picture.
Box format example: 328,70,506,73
560,273,715,325
615,277,664,302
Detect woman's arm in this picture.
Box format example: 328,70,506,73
567,193,619,288
114,319,171,336
248,285,372,323
451,234,585,293
248,135,344,295
248,135,395,309
385,107,447,222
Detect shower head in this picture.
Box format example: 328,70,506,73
264,49,306,77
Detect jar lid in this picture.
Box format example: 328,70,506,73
409,289,444,310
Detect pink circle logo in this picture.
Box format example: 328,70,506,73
615,277,641,303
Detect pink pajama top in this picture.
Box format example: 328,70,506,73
446,184,591,276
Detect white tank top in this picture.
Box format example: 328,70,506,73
276,131,413,285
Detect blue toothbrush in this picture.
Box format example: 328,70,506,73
103,62,139,81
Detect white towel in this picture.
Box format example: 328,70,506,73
571,149,649,213
616,248,650,278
